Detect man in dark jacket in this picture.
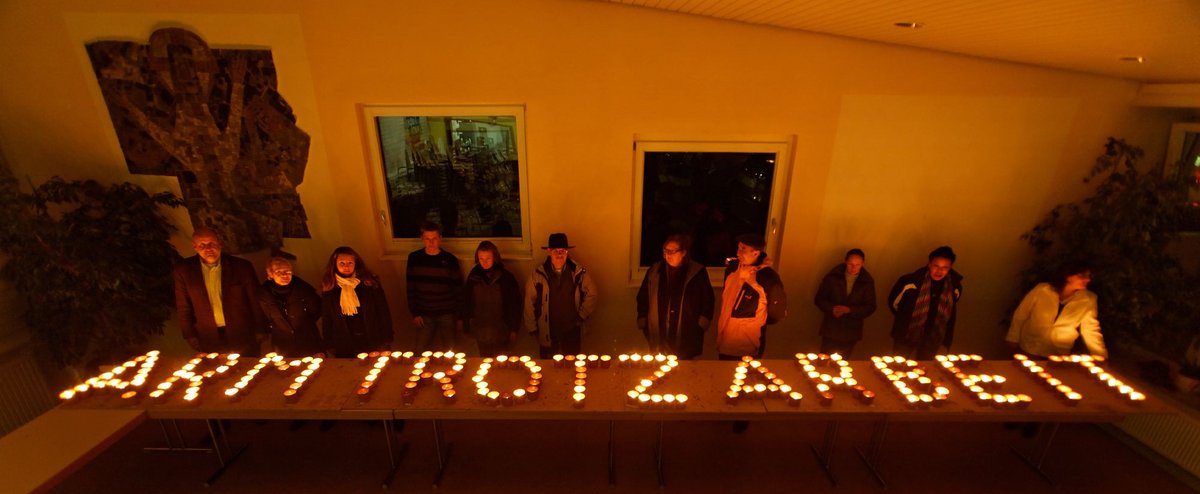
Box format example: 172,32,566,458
813,248,876,357
173,228,268,355
257,257,323,357
637,235,714,360
888,246,963,360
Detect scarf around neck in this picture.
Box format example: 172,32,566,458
335,274,362,316
905,270,955,345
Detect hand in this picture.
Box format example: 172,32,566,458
738,264,759,283
832,305,851,318
412,316,425,328
186,337,201,351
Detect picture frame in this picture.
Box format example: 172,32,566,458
1166,122,1200,232
361,105,533,259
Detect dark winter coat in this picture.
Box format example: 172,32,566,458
813,264,877,342
887,267,964,349
636,259,715,359
461,264,522,346
321,282,393,356
257,277,324,357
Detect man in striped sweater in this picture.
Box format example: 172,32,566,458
406,222,463,352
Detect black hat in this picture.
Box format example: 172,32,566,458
543,233,575,249
735,233,766,251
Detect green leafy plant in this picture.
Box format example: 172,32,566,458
0,161,182,369
1019,138,1200,364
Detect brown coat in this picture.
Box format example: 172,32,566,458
173,254,268,354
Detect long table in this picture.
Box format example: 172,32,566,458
57,355,1175,487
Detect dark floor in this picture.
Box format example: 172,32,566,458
51,418,1198,493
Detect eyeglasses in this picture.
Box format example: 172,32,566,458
548,248,568,255
663,248,683,255
194,242,220,250
272,270,293,276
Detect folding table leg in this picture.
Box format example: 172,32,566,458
143,419,211,453
810,420,839,486
1011,422,1060,484
655,421,666,487
202,419,248,487
431,419,454,487
854,418,889,488
381,419,408,489
608,420,616,486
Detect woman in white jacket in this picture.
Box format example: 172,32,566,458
1006,261,1107,358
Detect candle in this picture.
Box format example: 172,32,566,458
860,390,876,405
726,390,739,405
525,386,539,401
572,393,586,408
513,388,527,403
674,394,688,409
788,391,802,407
600,355,612,368
627,390,640,405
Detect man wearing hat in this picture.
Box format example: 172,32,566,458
524,233,598,358
716,233,787,360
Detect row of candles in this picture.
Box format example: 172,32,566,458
1013,354,1145,403
726,357,803,406
59,351,1149,408
935,355,1030,408
795,353,875,405
871,356,950,408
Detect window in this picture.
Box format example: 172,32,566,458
362,105,532,258
630,136,794,285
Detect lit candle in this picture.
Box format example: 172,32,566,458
675,394,688,409
572,392,586,408
600,355,612,368
788,391,802,407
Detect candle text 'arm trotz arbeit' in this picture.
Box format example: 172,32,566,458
726,356,800,406
795,353,875,405
621,354,688,409
870,356,949,408
936,354,1029,408
62,351,1151,407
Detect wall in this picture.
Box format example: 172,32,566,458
0,0,1189,363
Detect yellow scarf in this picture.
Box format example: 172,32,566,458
335,275,361,316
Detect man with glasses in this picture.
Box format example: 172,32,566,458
636,234,714,359
173,227,268,355
524,233,598,358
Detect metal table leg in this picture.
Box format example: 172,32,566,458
431,419,453,488
202,419,248,487
608,420,616,486
655,421,666,487
381,419,408,489
1011,422,1060,484
854,418,889,488
811,420,839,486
143,419,211,453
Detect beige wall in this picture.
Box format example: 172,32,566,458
0,0,1189,361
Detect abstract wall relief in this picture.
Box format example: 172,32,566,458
86,27,311,257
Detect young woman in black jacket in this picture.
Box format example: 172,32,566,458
320,246,393,358
460,241,522,357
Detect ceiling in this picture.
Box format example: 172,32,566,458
600,0,1200,83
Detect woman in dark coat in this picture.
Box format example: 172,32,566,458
257,257,324,357
460,241,522,357
813,248,876,357
320,246,393,357
636,234,714,360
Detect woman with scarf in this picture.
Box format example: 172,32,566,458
460,241,522,357
320,246,393,357
888,246,963,360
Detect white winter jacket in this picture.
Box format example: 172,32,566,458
1006,283,1106,358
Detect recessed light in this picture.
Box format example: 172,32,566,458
894,21,924,29
1118,56,1144,63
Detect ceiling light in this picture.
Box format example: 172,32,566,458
893,21,924,29
1118,56,1144,63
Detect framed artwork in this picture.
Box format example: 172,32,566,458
629,135,794,285
1166,122,1200,232
362,105,532,258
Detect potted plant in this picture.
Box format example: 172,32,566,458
0,159,182,373
1017,138,1200,371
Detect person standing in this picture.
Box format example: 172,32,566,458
636,234,714,360
257,257,324,357
888,246,963,360
173,228,267,355
716,234,787,360
524,233,598,358
1006,261,1106,358
321,246,393,358
813,248,877,357
406,222,463,352
461,241,522,358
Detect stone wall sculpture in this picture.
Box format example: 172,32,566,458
86,27,311,257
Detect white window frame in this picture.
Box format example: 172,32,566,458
629,134,794,286
361,104,533,260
